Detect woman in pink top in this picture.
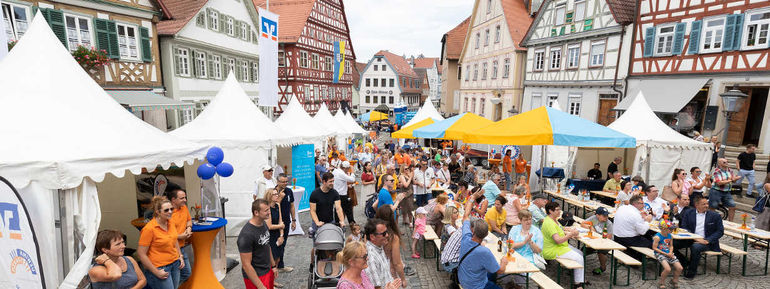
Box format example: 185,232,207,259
503,190,520,228
337,241,401,289
671,169,691,197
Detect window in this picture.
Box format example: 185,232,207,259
531,93,542,109
252,61,259,82
209,10,219,31
227,57,236,77
365,95,370,103
534,50,545,71
463,97,469,112
226,17,234,36
701,17,725,53
389,96,394,104
382,65,386,71
481,62,488,80
473,64,478,80
64,14,93,51
312,53,319,69
196,13,206,27
181,108,194,125
239,60,249,82
471,98,477,114
365,78,370,86
278,50,286,67
325,56,333,71
2,3,29,41
389,79,394,87
381,96,386,104
567,44,580,68
381,78,386,87
568,94,581,116
547,94,559,107
491,60,498,79
554,4,566,26
590,41,605,66
116,23,139,60
574,0,586,22
484,29,490,46
174,47,190,76
503,58,510,78
194,51,207,78
744,10,770,49
300,51,309,68
373,95,378,103
458,65,462,80
487,0,492,14
464,65,470,81
480,98,485,115
373,78,378,87
550,47,562,69
655,25,675,55
374,65,378,71
210,55,222,79
475,33,480,49
240,22,248,40
495,25,501,43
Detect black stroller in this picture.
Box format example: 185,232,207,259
308,224,345,288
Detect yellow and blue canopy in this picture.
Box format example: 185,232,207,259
413,113,494,140
391,118,435,139
462,106,636,147
358,111,387,122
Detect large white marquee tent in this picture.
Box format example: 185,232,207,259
403,100,444,128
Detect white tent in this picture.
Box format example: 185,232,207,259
0,14,208,288
170,74,300,236
314,103,350,138
338,111,368,134
607,92,712,188
275,97,333,143
403,100,444,128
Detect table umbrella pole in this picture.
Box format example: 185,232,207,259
540,145,546,193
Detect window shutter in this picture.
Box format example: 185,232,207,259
47,9,67,48
191,51,198,78
94,19,111,54
723,14,737,51
672,22,687,55
207,54,215,78
174,48,181,75
688,20,702,54
643,26,656,57
234,60,241,80
207,9,214,29
139,27,152,62
219,13,226,33
732,14,744,51
106,21,120,59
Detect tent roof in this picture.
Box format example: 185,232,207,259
608,92,712,150
413,113,494,140
274,97,332,142
314,103,350,137
392,118,437,139
0,14,208,190
169,73,300,148
337,111,367,134
403,101,444,128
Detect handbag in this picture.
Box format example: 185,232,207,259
450,243,480,289
661,185,678,203
533,254,547,270
348,185,358,206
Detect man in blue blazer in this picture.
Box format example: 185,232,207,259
673,195,724,279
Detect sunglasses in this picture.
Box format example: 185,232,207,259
355,253,369,260
162,208,173,213
385,179,394,182
373,231,389,236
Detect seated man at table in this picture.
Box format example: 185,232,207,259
482,174,503,208
587,163,603,180
643,186,668,222
528,194,548,228
485,195,508,240
674,196,723,280
668,193,692,224
613,195,653,261
586,207,613,275
458,202,510,289
603,171,623,193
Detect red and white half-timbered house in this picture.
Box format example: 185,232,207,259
621,0,770,149
252,0,356,116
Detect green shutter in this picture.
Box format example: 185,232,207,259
732,14,744,51
106,21,120,59
688,20,702,54
559,26,565,36
94,19,111,54
219,14,226,33
643,26,656,57
139,27,152,62
235,21,241,38
174,48,181,75
207,9,214,29
583,19,593,31
234,59,241,80
207,54,215,78
672,22,687,55
46,9,67,48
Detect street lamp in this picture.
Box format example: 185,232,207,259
719,87,748,148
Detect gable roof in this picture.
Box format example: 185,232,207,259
375,50,418,78
501,0,533,51
606,0,637,25
442,16,470,61
156,0,209,35
352,61,365,89
413,57,438,69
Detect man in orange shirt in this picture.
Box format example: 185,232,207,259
394,150,404,169
515,154,528,182
166,184,192,283
502,150,513,190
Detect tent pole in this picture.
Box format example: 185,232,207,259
540,145,546,193
645,147,651,184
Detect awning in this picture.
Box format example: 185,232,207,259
106,90,195,112
614,78,709,113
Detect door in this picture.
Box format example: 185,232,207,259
494,103,502,120
597,95,618,126
726,88,753,146
743,88,768,145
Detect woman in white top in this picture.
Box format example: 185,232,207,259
435,162,452,189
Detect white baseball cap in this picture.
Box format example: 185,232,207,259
341,161,351,168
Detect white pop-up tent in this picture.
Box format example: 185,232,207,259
170,74,300,236
403,100,445,128
337,110,368,135
607,92,712,188
275,98,334,143
0,14,208,288
314,103,351,138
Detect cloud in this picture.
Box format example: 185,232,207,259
344,0,473,62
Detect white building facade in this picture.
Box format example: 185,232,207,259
358,51,421,114
520,0,634,125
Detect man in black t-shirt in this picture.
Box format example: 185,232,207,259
238,199,276,289
275,174,295,273
736,144,757,197
607,157,621,179
309,172,346,237
587,163,603,180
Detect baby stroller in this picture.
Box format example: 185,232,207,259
308,224,345,289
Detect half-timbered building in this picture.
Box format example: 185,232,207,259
520,0,635,124
459,0,533,121
157,0,260,129
440,16,471,117
622,0,770,149
359,50,422,115
252,0,356,116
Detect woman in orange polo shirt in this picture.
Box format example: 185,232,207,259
137,196,184,289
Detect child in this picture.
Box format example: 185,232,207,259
652,220,683,289
411,207,428,259
345,223,362,244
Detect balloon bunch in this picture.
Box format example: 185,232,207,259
196,147,234,180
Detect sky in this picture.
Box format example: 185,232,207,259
344,0,474,63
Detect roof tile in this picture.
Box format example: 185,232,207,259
444,16,470,60
375,50,418,78
252,0,315,43
500,0,534,51
413,57,438,69
156,0,210,35
606,0,637,25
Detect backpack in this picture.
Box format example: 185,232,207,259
365,194,378,219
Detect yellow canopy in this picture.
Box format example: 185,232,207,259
413,113,494,140
391,118,435,139
370,111,387,121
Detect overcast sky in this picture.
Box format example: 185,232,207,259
345,0,473,63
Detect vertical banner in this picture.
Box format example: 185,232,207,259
0,177,45,289
292,144,316,211
0,6,9,61
332,41,346,83
258,8,279,107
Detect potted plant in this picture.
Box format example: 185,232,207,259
71,45,111,70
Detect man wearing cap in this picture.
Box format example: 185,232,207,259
586,207,613,275
528,194,548,228
333,161,357,224
254,165,275,200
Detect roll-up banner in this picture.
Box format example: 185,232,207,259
0,176,45,289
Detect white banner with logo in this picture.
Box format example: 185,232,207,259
0,4,9,61
0,177,45,289
258,8,279,107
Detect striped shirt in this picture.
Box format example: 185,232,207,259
441,226,463,264
711,167,734,191
364,241,393,287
